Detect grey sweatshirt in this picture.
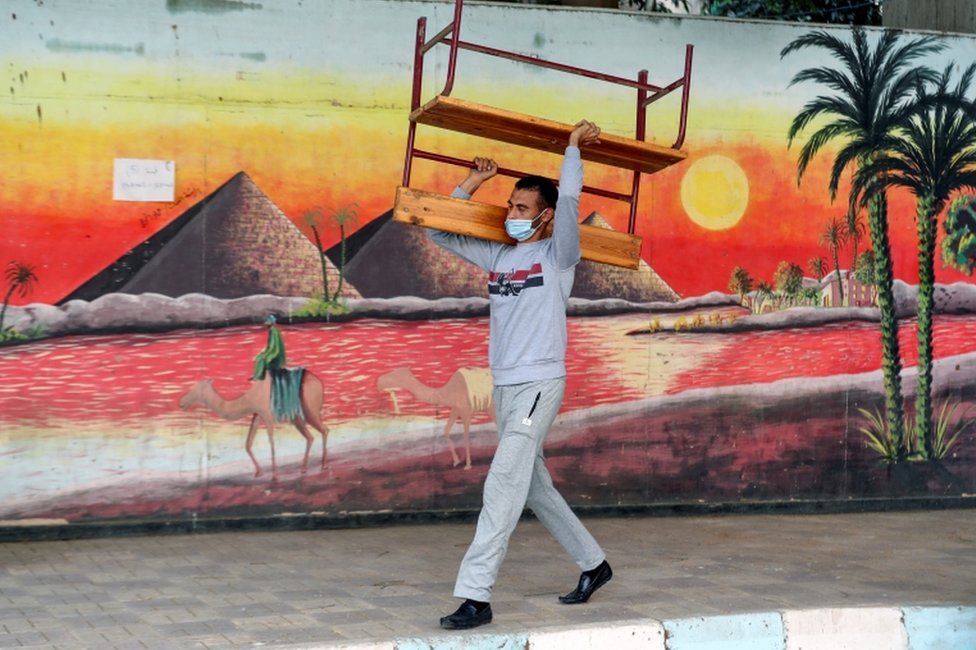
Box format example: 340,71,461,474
428,146,583,386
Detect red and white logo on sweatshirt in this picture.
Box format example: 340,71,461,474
488,263,544,296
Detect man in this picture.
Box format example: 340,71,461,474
252,314,285,381
429,120,613,630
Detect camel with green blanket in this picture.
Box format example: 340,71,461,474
179,371,329,481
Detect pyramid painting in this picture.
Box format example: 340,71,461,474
574,212,680,302
335,212,488,299
333,210,679,302
61,172,359,303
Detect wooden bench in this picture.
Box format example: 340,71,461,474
393,186,643,270
397,1,694,268
397,2,693,269
410,96,687,175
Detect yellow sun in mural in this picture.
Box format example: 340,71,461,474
680,155,750,231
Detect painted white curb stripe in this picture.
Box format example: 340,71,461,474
395,633,527,650
299,606,976,650
528,620,666,649
783,607,907,650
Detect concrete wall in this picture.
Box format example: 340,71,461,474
2,0,976,537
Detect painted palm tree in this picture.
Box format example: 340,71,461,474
0,261,38,335
808,256,828,281
326,205,357,302
302,204,358,304
781,27,943,458
851,62,976,459
754,280,774,314
819,216,848,304
302,207,332,301
844,207,867,272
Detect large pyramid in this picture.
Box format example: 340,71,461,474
331,209,678,302
334,211,488,299
60,172,359,303
574,212,679,302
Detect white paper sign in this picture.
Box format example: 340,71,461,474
113,158,175,202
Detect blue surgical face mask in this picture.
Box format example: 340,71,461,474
505,209,547,242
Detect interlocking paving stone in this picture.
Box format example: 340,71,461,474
0,510,973,648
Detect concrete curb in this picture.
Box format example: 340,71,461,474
288,606,976,650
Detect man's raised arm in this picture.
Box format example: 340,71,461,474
553,120,601,270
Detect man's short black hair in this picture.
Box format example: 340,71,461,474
515,175,558,211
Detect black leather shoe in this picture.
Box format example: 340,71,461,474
439,599,493,630
559,560,612,604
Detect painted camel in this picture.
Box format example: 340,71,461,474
377,367,494,469
179,372,329,480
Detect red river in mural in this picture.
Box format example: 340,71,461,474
3,314,976,426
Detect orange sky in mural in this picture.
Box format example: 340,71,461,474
0,96,401,305
5,3,976,309
4,130,975,305
2,78,974,305
634,141,973,299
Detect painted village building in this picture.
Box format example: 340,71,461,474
820,270,877,308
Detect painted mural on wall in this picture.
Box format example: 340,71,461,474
2,0,976,531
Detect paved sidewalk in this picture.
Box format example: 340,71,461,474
0,509,974,649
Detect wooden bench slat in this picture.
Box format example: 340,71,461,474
410,96,687,175
393,186,642,270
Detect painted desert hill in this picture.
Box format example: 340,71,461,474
6,290,738,339
7,280,976,341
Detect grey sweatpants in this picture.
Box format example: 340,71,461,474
453,377,606,602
